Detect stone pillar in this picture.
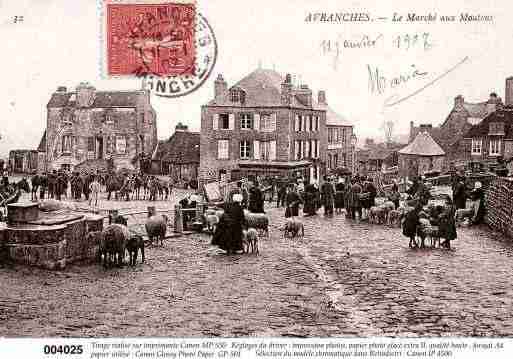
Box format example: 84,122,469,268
174,204,183,233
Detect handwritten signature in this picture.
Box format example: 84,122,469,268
378,56,470,107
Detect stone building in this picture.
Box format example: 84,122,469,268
199,68,327,184
8,150,39,174
462,77,513,169
398,131,446,179
43,82,157,172
315,90,354,172
152,123,200,182
409,92,501,164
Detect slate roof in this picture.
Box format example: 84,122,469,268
399,131,445,156
462,101,489,119
464,109,513,139
153,131,200,164
207,68,311,109
314,101,352,127
37,130,46,152
47,91,144,108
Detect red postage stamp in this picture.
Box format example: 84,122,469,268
103,0,196,77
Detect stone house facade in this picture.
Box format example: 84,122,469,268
152,123,200,183
200,69,327,184
8,150,39,174
462,105,513,164
44,82,157,172
409,92,501,165
315,90,354,171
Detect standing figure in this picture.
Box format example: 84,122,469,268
48,170,57,199
211,193,245,255
39,172,48,200
320,176,335,216
469,181,485,225
402,204,422,248
334,177,345,214
285,185,302,218
89,175,101,207
452,175,467,210
438,197,457,249
248,182,265,213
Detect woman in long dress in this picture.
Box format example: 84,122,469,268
212,194,245,254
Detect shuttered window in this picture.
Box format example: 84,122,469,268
217,140,229,159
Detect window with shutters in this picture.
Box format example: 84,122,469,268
240,140,251,159
261,113,276,132
219,114,230,129
218,140,229,159
489,139,501,156
116,135,127,154
471,138,482,155
240,113,253,130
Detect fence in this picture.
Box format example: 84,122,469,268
485,177,513,238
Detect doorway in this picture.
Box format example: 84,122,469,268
96,137,104,159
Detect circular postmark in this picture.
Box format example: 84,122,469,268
142,13,217,98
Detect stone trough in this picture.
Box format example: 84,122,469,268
0,202,103,270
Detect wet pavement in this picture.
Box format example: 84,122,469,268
1,198,513,337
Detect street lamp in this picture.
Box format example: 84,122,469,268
351,133,357,177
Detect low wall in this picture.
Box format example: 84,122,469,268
0,214,103,269
485,177,513,238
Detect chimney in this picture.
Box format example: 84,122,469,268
175,122,188,132
57,86,67,93
214,74,227,100
281,73,293,106
505,77,513,106
318,90,326,105
295,83,313,107
419,123,432,132
76,82,96,108
486,92,501,114
454,95,464,108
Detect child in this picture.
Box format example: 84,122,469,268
402,205,422,248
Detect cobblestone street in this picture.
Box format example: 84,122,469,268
1,198,513,337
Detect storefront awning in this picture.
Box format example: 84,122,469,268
238,160,312,170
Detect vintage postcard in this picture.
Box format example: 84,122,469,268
1,0,513,358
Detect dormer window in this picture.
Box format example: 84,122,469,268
489,122,505,135
230,89,240,102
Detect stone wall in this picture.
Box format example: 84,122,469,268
485,177,513,238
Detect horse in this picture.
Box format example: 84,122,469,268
0,178,31,207
105,173,124,200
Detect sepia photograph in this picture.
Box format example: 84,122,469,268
1,0,513,357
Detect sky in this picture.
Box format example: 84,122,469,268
1,0,512,158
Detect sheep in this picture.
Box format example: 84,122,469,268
145,214,168,246
455,208,474,227
369,206,386,224
204,213,220,234
242,228,259,255
387,209,402,227
126,233,145,266
417,218,441,248
244,210,269,239
282,218,304,239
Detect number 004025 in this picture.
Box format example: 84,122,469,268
43,345,84,355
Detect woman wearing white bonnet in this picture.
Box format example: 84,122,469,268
232,193,243,203
469,181,485,225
